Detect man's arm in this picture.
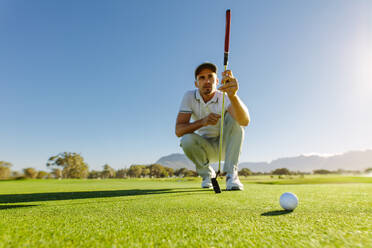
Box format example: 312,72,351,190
219,70,250,126
175,112,221,137
227,95,250,126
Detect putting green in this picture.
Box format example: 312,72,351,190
0,178,371,247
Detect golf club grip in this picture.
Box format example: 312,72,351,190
211,177,221,193
224,9,231,66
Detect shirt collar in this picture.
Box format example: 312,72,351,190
195,90,219,104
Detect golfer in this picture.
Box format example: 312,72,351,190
175,62,250,190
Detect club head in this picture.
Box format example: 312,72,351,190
211,177,221,193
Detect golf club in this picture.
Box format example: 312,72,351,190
212,9,231,194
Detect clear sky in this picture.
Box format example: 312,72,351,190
1,0,371,171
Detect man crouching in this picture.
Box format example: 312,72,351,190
175,62,250,190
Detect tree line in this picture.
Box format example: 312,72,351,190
0,153,198,179
1,153,371,180
88,164,198,179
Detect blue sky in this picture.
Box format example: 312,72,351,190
1,0,371,171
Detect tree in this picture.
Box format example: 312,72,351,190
148,164,166,178
174,168,197,177
239,168,252,177
364,168,372,174
0,161,12,179
51,168,62,179
23,168,37,179
36,171,48,179
184,169,198,177
165,167,174,177
272,168,291,175
88,170,101,179
313,169,332,174
47,152,89,179
159,169,169,178
127,165,143,178
116,169,128,178
11,171,22,179
102,164,116,178
141,168,150,178
175,168,188,177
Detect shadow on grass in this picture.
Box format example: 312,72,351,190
261,210,293,216
0,188,207,204
256,182,280,185
0,204,38,210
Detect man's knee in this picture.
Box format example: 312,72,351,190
225,112,244,136
180,133,198,150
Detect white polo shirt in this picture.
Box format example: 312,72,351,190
179,89,231,138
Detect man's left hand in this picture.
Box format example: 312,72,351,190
218,70,238,97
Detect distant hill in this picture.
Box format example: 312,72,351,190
156,149,372,172
155,153,195,170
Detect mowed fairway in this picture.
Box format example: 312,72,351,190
0,177,371,247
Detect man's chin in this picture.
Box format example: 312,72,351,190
203,89,214,95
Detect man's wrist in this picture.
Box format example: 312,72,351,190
199,118,206,127
228,93,238,100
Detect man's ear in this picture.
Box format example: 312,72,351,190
195,80,198,87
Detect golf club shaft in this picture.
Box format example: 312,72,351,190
218,65,227,173
218,9,231,174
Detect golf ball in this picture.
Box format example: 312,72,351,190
280,192,298,210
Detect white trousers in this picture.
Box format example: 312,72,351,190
180,112,244,178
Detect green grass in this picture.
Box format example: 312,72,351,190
0,177,371,247
243,175,372,184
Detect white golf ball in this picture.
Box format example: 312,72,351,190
280,192,298,210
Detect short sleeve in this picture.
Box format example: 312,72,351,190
179,91,193,114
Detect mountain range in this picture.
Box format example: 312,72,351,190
155,149,372,172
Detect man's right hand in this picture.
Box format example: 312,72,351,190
202,113,221,127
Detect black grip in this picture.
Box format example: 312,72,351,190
224,52,229,66
211,177,221,193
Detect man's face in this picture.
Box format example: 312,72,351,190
195,68,219,96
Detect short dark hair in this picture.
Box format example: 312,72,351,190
194,62,217,79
